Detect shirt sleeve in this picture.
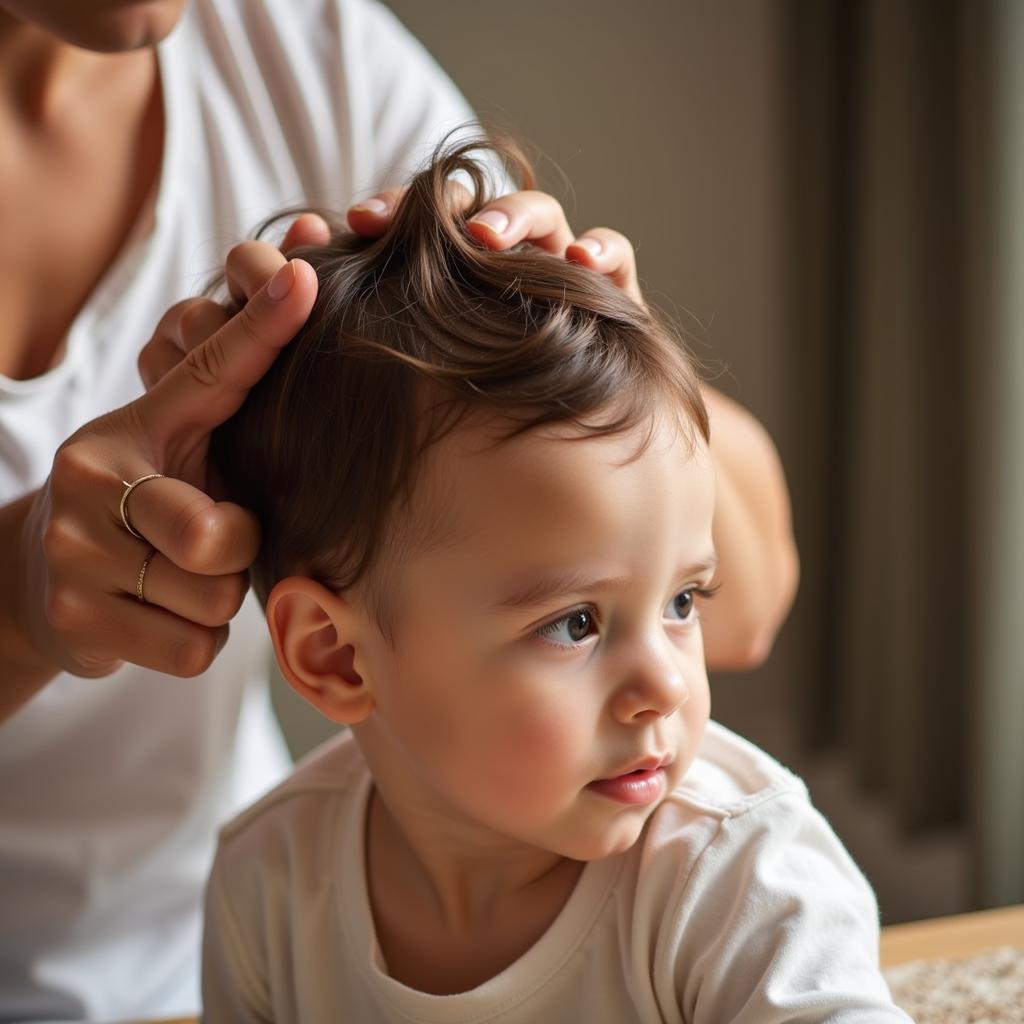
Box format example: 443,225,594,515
665,790,915,1023
337,0,482,195
201,843,274,1024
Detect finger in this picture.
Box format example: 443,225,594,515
346,187,406,236
123,550,249,628
224,217,331,307
565,227,644,305
117,474,261,576
140,299,232,389
42,543,231,678
348,181,474,236
139,334,184,391
173,299,232,358
141,257,318,437
224,239,290,307
280,212,331,254
466,190,575,255
93,593,230,678
147,297,209,357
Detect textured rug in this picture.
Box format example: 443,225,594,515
884,946,1024,1023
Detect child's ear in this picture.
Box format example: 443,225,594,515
266,577,374,725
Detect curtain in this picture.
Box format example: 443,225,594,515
972,0,1024,909
782,0,1023,905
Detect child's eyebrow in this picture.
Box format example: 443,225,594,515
489,556,718,613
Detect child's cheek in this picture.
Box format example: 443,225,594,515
474,695,589,811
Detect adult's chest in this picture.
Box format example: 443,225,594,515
0,60,163,382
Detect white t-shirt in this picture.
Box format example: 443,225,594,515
202,723,913,1024
0,2,473,1019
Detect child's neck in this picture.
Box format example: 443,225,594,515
366,787,585,994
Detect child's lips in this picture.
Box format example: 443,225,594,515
586,755,671,805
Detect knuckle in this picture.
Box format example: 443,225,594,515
137,340,172,388
197,575,247,626
51,442,93,487
169,634,218,677
41,516,83,567
49,443,107,505
522,189,562,215
152,298,190,337
45,582,85,634
600,227,633,250
177,299,210,337
222,573,249,618
587,227,634,260
372,187,403,206
226,240,274,280
226,239,258,264
73,655,122,679
176,504,227,571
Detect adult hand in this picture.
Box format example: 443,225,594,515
349,188,644,304
138,213,331,389
14,225,321,687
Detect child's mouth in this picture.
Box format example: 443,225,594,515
586,767,666,805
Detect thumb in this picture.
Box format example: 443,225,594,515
139,258,318,441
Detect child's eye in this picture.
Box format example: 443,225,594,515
665,585,718,624
534,607,597,648
666,588,696,623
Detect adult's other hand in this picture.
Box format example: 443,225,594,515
349,187,643,304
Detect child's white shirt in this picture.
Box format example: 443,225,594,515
202,722,913,1023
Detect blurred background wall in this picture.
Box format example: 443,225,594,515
272,0,1024,925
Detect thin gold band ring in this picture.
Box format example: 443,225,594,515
119,473,164,540
136,547,158,604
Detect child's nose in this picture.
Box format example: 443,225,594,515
609,639,689,723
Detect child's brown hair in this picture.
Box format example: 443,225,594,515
211,135,708,643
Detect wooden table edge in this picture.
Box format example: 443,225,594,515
880,903,1024,967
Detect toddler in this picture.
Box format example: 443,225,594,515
202,138,912,1022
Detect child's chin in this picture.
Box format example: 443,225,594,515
570,823,646,862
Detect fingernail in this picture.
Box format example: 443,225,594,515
267,261,295,301
351,197,388,215
573,237,603,257
469,209,510,235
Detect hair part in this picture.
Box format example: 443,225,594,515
211,132,709,644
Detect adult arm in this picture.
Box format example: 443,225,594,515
0,491,56,718
698,386,799,671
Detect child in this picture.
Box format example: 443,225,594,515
202,138,911,1022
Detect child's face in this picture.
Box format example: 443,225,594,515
355,407,716,862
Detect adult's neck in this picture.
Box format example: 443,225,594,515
0,15,145,127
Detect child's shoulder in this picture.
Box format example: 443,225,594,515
630,723,858,932
669,719,807,819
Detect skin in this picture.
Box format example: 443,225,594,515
0,2,700,721
267,409,717,994
0,2,188,53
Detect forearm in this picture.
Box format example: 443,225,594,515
700,386,799,671
0,490,59,722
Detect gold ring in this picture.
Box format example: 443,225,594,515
136,547,158,604
119,474,164,540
